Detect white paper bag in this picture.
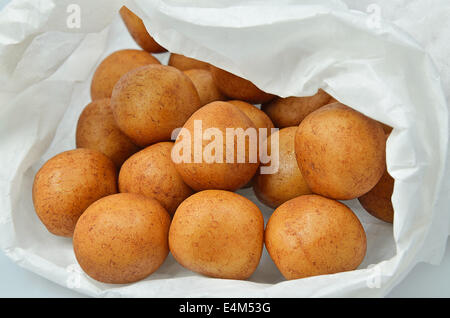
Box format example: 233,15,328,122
0,0,449,297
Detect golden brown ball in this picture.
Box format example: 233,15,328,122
173,101,259,191
265,195,367,280
227,100,275,189
328,96,339,104
76,99,140,168
73,193,171,284
261,89,332,128
169,190,264,280
90,49,160,100
227,100,275,134
119,6,166,53
184,69,226,106
379,122,393,134
32,149,117,237
254,127,311,208
358,169,394,223
295,103,386,200
119,142,194,216
111,64,201,147
209,65,275,104
169,53,210,71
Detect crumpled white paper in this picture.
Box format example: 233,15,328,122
0,0,449,297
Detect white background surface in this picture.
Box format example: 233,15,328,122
0,0,449,298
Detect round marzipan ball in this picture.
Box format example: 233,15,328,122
184,69,226,106
295,103,386,200
262,89,332,128
73,193,171,284
173,101,259,191
90,49,160,100
265,195,367,280
32,149,117,237
111,64,201,147
76,99,140,167
227,100,275,135
169,190,264,280
254,127,311,208
380,122,393,134
209,65,275,104
169,53,210,71
358,169,394,223
328,97,339,104
227,100,275,189
119,142,194,216
119,6,166,53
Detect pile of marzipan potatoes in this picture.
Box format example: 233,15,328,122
32,6,393,284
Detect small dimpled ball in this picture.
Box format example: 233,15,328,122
173,101,259,191
119,6,167,53
169,190,264,280
169,53,211,71
358,169,394,223
295,103,386,200
209,65,275,104
262,89,332,128
76,98,140,167
111,64,201,147
90,49,160,100
32,149,117,237
184,69,226,106
73,193,171,284
265,195,367,280
253,127,311,208
118,142,194,216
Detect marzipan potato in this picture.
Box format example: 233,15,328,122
119,142,194,216
111,64,201,147
32,149,117,237
76,98,140,167
119,6,167,53
210,65,275,104
169,190,264,279
295,103,386,200
90,49,160,100
184,69,226,106
262,89,332,128
254,127,311,208
173,101,259,191
169,53,210,71
265,195,367,280
73,193,171,284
